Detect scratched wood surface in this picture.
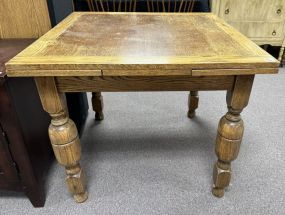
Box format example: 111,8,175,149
6,12,279,77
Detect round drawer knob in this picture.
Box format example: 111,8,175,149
225,9,230,14
277,9,281,14
272,30,277,36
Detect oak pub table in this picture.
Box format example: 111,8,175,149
6,12,279,203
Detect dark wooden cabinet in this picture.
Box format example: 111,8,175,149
0,40,53,207
0,0,88,207
0,120,21,191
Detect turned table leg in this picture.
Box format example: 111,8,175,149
35,77,87,203
188,91,199,118
92,92,104,121
212,75,254,198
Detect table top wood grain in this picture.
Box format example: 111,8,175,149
6,12,279,77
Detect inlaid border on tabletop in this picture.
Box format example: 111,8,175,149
5,12,279,77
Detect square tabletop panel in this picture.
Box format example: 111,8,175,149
6,12,279,76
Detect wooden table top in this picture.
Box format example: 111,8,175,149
6,12,279,77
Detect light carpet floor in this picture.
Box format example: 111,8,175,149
1,69,285,215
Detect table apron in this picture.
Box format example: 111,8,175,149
55,75,235,92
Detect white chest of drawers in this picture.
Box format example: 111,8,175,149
211,0,285,61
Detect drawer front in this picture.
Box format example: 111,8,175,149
228,21,284,39
219,0,285,21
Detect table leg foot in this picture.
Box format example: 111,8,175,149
212,187,225,198
212,160,231,198
188,91,199,119
187,110,196,118
92,92,104,121
74,191,88,203
95,111,104,121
